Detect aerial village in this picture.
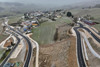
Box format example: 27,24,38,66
12,10,98,34
0,9,99,67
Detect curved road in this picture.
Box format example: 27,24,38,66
0,32,20,67
74,23,100,67
78,23,100,43
74,27,86,67
7,25,32,67
90,28,100,35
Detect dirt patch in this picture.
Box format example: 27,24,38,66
86,38,100,67
39,40,69,67
78,28,85,33
39,53,51,67
35,36,77,67
67,37,78,67
4,38,13,47
88,38,100,54
54,23,72,41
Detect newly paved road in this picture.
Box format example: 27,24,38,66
91,28,100,35
74,23,100,67
74,27,86,67
78,23,100,43
8,26,32,67
0,32,20,67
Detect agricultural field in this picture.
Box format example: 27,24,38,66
8,14,23,24
31,17,72,45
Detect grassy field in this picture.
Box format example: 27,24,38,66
0,34,8,43
93,24,100,32
0,50,11,63
31,17,72,45
0,21,3,33
71,8,100,19
0,49,5,56
70,8,100,31
8,14,23,24
0,11,23,24
0,49,5,60
0,11,16,17
0,19,8,42
57,17,73,24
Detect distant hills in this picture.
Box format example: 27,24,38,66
94,4,100,8
0,0,100,13
0,2,24,12
0,2,41,13
0,2,23,6
60,0,100,9
74,0,100,7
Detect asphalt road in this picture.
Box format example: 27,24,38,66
0,32,20,67
78,23,100,43
74,23,100,67
8,26,32,67
74,27,86,67
91,28,100,35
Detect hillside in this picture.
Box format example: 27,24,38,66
70,8,100,31
60,0,100,9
